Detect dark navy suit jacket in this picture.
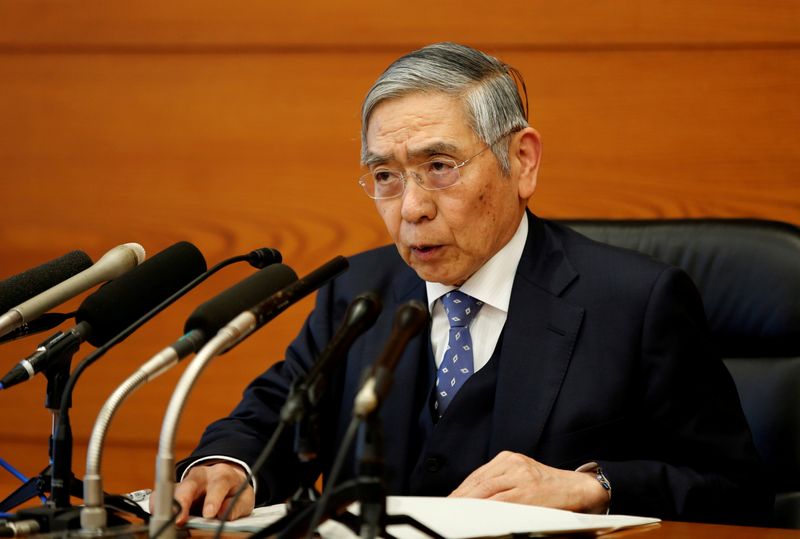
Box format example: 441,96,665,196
180,213,772,524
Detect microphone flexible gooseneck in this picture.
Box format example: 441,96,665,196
80,261,295,533
150,256,348,539
49,242,209,510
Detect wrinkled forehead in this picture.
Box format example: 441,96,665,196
361,92,478,166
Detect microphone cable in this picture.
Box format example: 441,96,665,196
211,421,289,539
297,415,360,539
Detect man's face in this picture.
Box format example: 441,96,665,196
364,92,536,286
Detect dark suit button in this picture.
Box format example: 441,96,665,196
425,456,444,473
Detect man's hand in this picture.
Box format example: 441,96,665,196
449,451,609,514
150,461,256,526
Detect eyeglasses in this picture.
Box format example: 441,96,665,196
358,137,506,200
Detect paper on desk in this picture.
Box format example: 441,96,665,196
187,496,660,538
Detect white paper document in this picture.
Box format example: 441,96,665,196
187,496,660,538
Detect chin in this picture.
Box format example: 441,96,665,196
412,266,463,286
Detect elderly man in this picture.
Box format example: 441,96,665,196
171,43,771,525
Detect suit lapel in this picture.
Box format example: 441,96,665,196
366,264,429,488
490,215,585,457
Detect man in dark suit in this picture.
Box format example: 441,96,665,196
170,43,771,525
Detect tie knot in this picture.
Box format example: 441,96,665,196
442,290,483,328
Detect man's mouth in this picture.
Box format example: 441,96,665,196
410,244,442,259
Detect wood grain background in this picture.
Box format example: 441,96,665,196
0,1,798,505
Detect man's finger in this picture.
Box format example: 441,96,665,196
217,486,255,521
173,475,206,525
200,478,234,520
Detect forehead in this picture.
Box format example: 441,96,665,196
363,92,478,164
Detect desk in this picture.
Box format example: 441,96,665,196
603,521,800,538
185,521,800,538
12,521,800,539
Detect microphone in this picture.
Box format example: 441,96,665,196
246,247,282,269
0,250,92,313
251,256,349,328
47,241,208,511
203,293,383,536
282,291,381,469
0,244,145,339
0,242,205,391
202,255,350,355
80,263,297,533
281,292,383,424
151,256,348,539
353,300,428,417
305,292,382,406
76,242,204,347
184,263,298,341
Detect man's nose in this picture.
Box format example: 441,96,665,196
400,174,436,223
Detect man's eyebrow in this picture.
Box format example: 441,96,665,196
409,141,461,159
362,152,389,168
362,141,463,167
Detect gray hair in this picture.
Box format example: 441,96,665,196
360,42,529,175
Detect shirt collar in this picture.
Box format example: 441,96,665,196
425,212,529,313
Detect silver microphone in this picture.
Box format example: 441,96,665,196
0,243,146,338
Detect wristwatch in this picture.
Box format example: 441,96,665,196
594,466,612,494
576,462,612,514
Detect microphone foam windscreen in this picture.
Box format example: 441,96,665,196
184,263,298,337
76,241,207,347
0,251,93,313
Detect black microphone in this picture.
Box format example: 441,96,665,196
0,242,207,391
251,256,349,328
281,292,382,424
246,247,282,269
0,251,93,313
192,256,349,363
77,242,206,347
306,292,382,406
353,299,429,417
184,263,299,343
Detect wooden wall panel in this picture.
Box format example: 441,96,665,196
1,1,799,47
0,1,798,502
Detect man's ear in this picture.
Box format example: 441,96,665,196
514,127,542,200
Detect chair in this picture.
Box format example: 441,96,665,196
559,218,800,529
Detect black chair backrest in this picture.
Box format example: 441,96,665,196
559,218,800,528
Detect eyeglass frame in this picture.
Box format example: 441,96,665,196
357,130,519,200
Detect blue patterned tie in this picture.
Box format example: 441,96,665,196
435,290,484,416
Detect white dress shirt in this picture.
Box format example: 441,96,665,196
426,212,529,373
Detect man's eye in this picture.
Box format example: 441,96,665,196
427,160,455,174
373,170,395,183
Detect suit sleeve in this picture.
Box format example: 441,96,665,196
175,281,338,505
597,266,773,524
